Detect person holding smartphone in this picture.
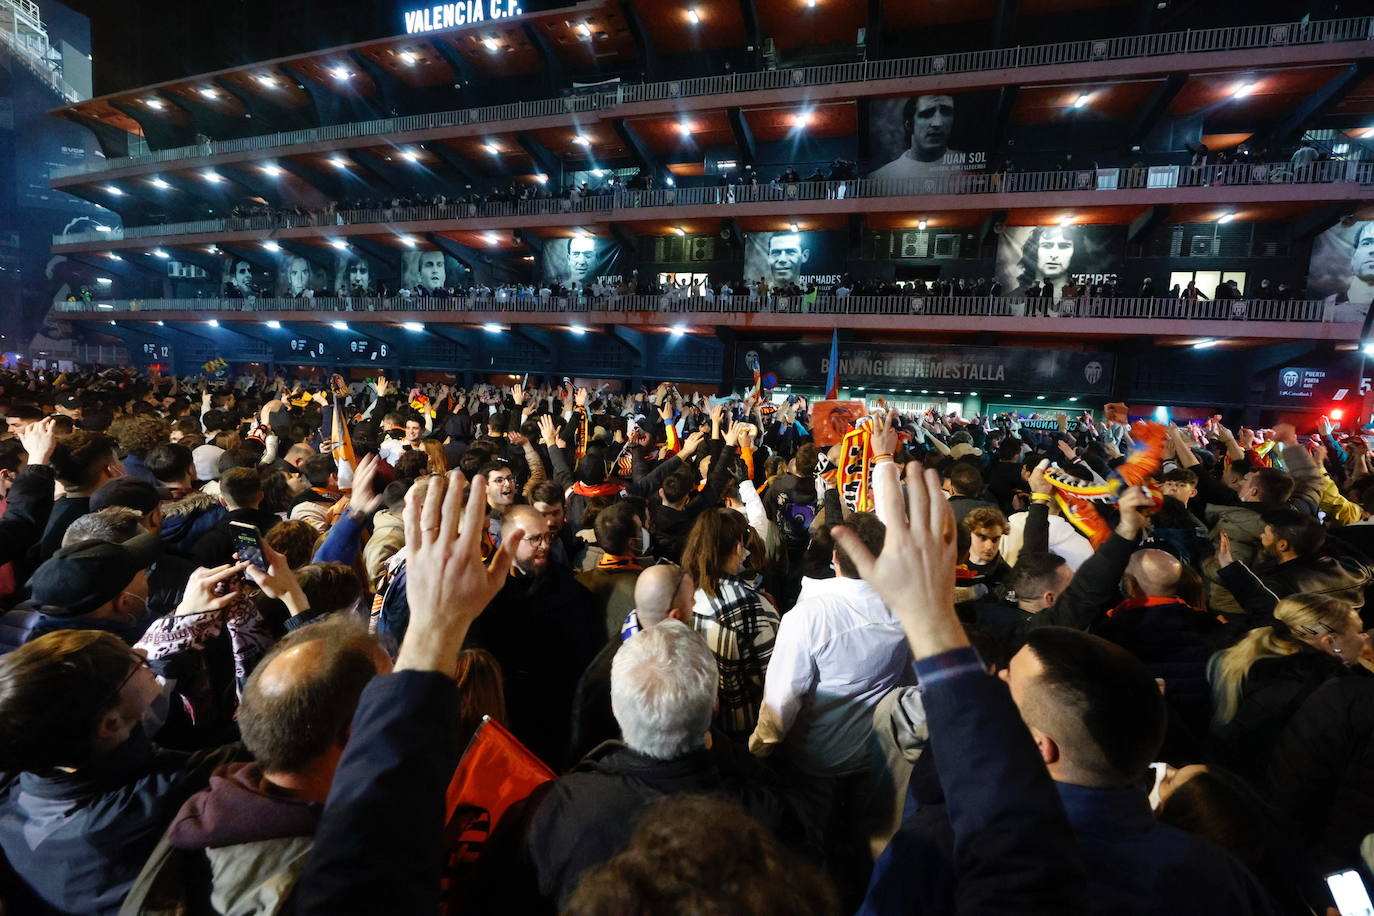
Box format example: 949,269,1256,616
190,468,279,569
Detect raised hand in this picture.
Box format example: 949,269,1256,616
511,381,526,407
397,471,524,677
18,416,59,466
347,452,387,517
1217,530,1234,568
679,428,707,458
174,562,250,616
1029,458,1053,496
240,541,306,614
575,386,589,409
870,411,899,457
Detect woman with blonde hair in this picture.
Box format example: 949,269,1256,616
1208,592,1370,781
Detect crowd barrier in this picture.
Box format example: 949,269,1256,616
63,294,1341,324
52,159,1374,246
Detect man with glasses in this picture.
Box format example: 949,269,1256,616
0,630,240,914
466,505,603,769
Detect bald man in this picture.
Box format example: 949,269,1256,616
124,618,386,911
466,503,602,767
568,564,697,761
1095,546,1229,737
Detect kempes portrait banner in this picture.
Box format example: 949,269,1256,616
738,341,1115,394
742,229,846,290
1307,220,1374,324
334,250,396,296
540,237,628,288
402,249,473,293
995,224,1124,297
868,90,997,181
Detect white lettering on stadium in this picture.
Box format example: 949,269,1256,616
820,356,1006,382
404,0,523,34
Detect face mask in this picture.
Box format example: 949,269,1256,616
639,528,652,554
121,591,149,622
140,674,177,739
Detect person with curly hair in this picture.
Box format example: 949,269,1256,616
112,416,172,488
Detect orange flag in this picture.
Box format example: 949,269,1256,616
440,717,556,912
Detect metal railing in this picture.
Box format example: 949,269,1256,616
52,159,1374,246
48,15,1374,180
0,21,83,104
59,294,1343,324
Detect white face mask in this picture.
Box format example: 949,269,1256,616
639,528,652,554
140,674,177,738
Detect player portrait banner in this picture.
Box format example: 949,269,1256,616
867,90,997,182
274,252,330,298
402,249,474,294
221,255,272,300
995,224,1125,297
334,250,396,296
540,237,629,289
1307,220,1374,324
737,341,1115,395
742,229,846,290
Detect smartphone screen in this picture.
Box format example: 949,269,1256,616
231,522,267,571
1327,870,1374,916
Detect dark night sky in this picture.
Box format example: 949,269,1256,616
61,0,564,95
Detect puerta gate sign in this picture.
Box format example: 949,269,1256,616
404,0,523,34
736,341,1115,395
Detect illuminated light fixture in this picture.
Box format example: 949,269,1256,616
665,176,675,186
917,218,928,230
1362,127,1374,139
262,240,281,251
570,324,587,335
95,224,112,232
807,0,817,7
149,177,170,189
155,320,165,326
400,235,418,247
677,121,693,136
401,51,418,64
329,155,347,168
1217,212,1235,224
937,391,945,395
1058,215,1073,226
402,322,424,332
575,22,591,38
1231,82,1255,99
1003,393,1012,398
1333,142,1350,156
789,222,799,233
145,98,164,109
96,277,112,285
482,142,500,154
534,173,549,184
1192,338,1217,349
920,389,929,394
793,110,813,128
206,244,219,253
330,321,349,330
151,249,169,259
591,168,604,177
1363,341,1374,356
904,389,912,393
329,239,348,250
107,253,122,261
105,185,123,196
260,163,283,176
672,227,686,236
482,37,500,52
1154,405,1169,423
1068,396,1078,402
969,392,978,397
687,8,701,25
483,232,501,245
1036,395,1046,400
266,320,282,329
207,319,219,327
670,324,686,336
400,148,420,162
573,134,591,146
1072,93,1089,108
483,322,503,332
256,74,276,87
96,303,113,310
1331,408,1345,421
108,320,116,325
198,87,219,99
202,170,223,183
329,67,352,80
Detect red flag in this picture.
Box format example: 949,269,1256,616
440,717,556,911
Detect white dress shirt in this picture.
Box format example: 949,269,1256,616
749,575,916,777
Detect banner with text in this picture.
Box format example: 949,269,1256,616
737,341,1115,395
540,237,628,289
742,230,846,291
867,90,997,181
995,224,1125,298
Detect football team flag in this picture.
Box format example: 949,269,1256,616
440,717,556,912
825,329,840,400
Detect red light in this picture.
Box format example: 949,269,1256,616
1330,409,1344,421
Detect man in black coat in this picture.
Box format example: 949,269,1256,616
465,505,604,769
191,467,280,569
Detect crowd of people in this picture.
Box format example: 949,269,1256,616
1,363,1372,914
